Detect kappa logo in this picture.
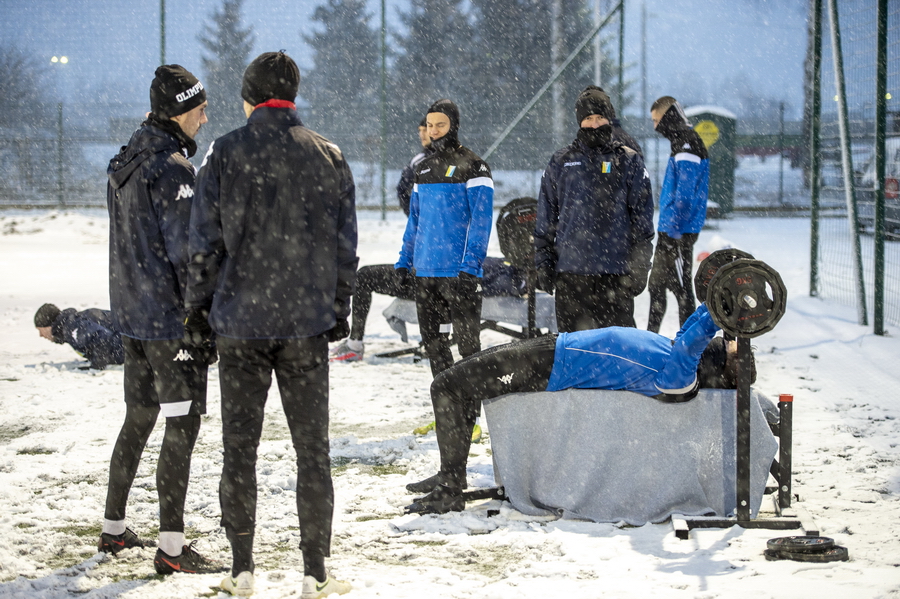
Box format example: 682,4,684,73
71,329,79,341
497,373,513,385
175,185,194,201
563,161,582,167
173,349,194,362
479,163,488,172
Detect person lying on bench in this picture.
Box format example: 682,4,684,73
34,303,124,370
404,302,756,515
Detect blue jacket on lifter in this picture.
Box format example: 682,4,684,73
547,303,731,401
655,102,709,238
395,132,493,278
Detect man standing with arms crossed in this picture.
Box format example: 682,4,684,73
646,96,709,333
186,51,357,598
102,64,220,575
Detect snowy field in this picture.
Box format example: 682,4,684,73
1,209,899,598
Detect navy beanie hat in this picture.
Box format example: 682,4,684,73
34,303,60,328
150,65,206,118
241,51,300,106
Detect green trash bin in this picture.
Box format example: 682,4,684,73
684,106,737,216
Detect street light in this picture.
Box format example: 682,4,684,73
50,56,69,206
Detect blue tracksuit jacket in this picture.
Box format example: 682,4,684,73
546,303,720,396
656,110,710,238
395,140,493,278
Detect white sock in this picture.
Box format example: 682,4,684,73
102,519,126,536
346,339,363,351
158,531,185,557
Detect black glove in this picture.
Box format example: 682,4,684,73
395,267,409,287
183,306,213,346
327,318,350,342
536,267,556,295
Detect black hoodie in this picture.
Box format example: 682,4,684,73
107,120,197,340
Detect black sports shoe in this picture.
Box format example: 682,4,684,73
154,540,226,575
404,483,465,515
98,528,150,555
406,473,468,495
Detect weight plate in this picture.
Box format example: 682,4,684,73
767,536,835,554
707,259,787,338
774,546,850,563
695,248,755,303
764,548,785,561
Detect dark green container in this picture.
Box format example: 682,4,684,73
684,106,737,215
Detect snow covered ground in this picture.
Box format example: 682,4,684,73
1,209,899,598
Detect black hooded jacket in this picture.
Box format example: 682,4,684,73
50,308,124,369
107,120,197,340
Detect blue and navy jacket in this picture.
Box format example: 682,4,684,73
51,308,124,369
655,104,709,238
546,303,720,401
534,136,654,276
107,121,196,340
395,138,494,278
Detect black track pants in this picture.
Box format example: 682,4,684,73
217,335,333,557
647,232,698,333
416,276,482,376
105,337,206,531
555,273,635,332
350,264,416,341
104,405,201,532
431,335,557,488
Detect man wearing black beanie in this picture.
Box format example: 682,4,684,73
34,303,124,369
185,50,356,598
535,85,654,332
102,64,220,575
394,98,494,381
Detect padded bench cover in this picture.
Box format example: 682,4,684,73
382,294,557,338
482,388,778,525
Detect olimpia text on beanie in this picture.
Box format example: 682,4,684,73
150,65,206,119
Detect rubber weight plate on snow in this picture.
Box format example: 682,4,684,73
694,248,755,303
766,546,850,563
767,536,835,554
707,259,787,338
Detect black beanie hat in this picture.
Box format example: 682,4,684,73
150,65,206,119
241,51,300,106
697,336,757,389
34,303,60,328
575,85,614,124
427,99,460,134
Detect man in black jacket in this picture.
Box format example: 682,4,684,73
34,303,123,369
185,51,356,598
102,65,220,575
534,86,654,332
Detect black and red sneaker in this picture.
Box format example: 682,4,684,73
154,540,225,575
98,528,149,555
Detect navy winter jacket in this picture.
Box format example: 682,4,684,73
51,308,124,369
187,107,358,339
534,136,654,277
107,122,196,340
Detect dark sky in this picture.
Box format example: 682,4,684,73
0,0,808,119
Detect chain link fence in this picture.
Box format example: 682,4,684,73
814,0,900,331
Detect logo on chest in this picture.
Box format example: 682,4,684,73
445,166,457,177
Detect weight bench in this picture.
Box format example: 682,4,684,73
480,388,787,525
375,292,558,360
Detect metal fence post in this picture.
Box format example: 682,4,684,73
874,0,888,335
809,0,822,298
57,102,64,207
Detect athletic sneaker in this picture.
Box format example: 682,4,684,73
405,472,468,495
301,573,351,599
220,571,255,596
153,540,225,575
329,341,363,363
98,528,149,555
404,483,465,515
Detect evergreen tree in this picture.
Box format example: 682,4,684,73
0,44,51,130
301,0,380,157
389,0,477,156
198,0,255,142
